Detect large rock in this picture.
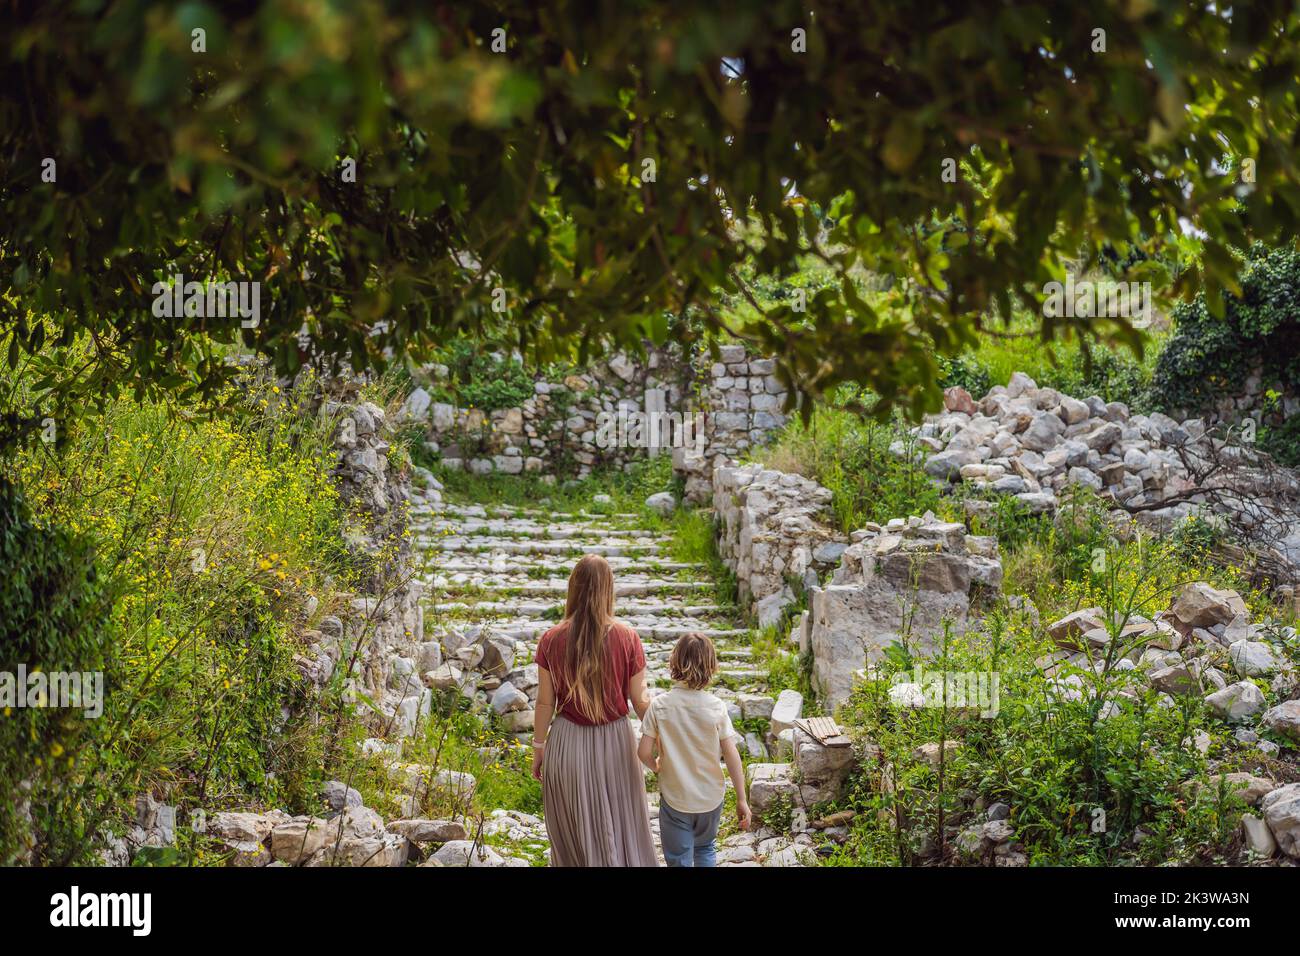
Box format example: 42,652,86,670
793,728,855,792
386,819,467,844
1261,700,1300,742
1204,681,1266,721
207,810,288,850
808,516,999,709
1149,663,1199,696
270,818,334,865
1170,583,1248,630
429,840,508,867
1228,640,1279,677
322,780,363,813
747,763,797,814
645,492,676,516
1260,783,1300,858
1046,608,1106,648
491,681,530,714
1241,814,1277,857
308,834,408,867
770,689,804,736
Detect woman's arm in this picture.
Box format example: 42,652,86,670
627,667,651,720
530,667,555,781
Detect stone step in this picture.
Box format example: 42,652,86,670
419,504,643,521
426,579,716,597
420,538,664,556
414,520,659,540
488,623,752,643
431,556,705,574
430,613,747,637
429,600,733,618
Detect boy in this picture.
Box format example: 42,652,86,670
637,632,751,867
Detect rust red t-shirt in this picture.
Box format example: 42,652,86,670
535,620,646,725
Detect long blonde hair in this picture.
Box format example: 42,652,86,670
559,554,617,722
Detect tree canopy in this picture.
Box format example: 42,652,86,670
4,0,1300,446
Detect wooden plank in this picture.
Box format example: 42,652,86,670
795,716,852,748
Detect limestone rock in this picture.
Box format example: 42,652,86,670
1204,681,1266,721
645,492,677,516
1170,583,1248,630
1260,783,1300,858
1261,700,1300,742
386,819,467,844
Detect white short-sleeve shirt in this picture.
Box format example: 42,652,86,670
640,684,738,814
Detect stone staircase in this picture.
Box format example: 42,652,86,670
411,495,816,866
414,501,767,694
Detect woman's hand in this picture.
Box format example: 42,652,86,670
736,800,752,832
531,743,545,780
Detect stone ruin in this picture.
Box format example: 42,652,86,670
909,372,1300,568
674,346,791,503
800,515,1002,710
711,461,847,627
398,343,790,485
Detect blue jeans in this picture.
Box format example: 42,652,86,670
659,800,723,867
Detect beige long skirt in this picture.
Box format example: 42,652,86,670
542,715,658,867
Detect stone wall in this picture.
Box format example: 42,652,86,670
711,461,846,627
915,374,1300,567
404,346,695,480
298,396,442,741
400,344,789,487
675,345,792,503
1171,360,1300,430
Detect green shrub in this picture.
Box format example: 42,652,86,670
430,340,536,412
5,372,360,864
755,398,959,532
828,545,1245,866
1149,243,1300,463
0,480,112,864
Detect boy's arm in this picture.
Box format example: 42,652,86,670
720,737,751,831
637,697,660,771
637,732,660,772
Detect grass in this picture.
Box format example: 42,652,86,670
755,400,960,533
424,448,681,523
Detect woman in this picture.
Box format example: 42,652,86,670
530,553,657,866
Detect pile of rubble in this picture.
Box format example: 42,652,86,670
908,375,1300,562
911,373,1199,517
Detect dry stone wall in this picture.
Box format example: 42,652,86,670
400,344,789,488
711,461,846,627
912,373,1300,565
299,397,443,742
405,346,694,480
675,345,791,503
